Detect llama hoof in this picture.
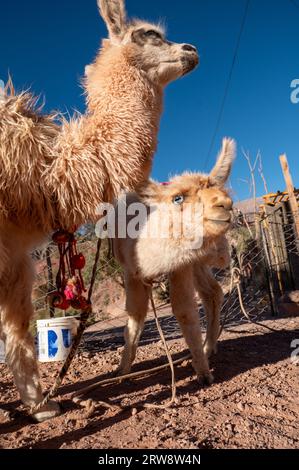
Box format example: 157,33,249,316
114,367,124,378
197,371,214,387
114,364,132,379
32,400,61,423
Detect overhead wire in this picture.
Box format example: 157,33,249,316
204,0,251,170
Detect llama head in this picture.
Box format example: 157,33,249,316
96,0,199,86
137,138,236,251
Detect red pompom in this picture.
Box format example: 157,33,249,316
71,254,86,270
48,292,70,310
71,296,89,311
56,297,71,311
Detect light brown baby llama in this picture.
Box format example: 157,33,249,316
112,139,235,384
0,0,199,422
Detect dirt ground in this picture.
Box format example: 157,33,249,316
0,314,298,449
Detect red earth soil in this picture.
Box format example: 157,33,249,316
0,315,298,449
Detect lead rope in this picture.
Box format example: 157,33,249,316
30,238,102,416
71,283,178,410
143,284,177,410
70,267,243,402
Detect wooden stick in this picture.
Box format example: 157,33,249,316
280,154,299,236
30,238,102,416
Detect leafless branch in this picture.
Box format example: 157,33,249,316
242,148,261,240
257,151,269,194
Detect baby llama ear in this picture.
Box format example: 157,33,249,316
209,138,236,186
97,0,127,43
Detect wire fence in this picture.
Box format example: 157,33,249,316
32,202,299,353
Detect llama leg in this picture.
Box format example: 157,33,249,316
2,256,60,422
193,263,224,358
169,267,213,385
118,274,149,375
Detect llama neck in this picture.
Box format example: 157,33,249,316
50,48,163,231
85,48,164,179
86,44,163,114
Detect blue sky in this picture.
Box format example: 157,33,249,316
0,0,298,201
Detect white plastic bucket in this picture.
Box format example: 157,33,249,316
0,339,5,364
37,317,78,363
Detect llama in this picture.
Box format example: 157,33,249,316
0,0,199,422
112,138,236,384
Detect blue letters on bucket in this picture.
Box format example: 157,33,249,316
48,330,58,358
62,329,71,348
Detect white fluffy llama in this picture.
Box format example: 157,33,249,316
0,0,199,422
113,139,235,385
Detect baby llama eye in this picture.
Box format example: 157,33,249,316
173,195,184,205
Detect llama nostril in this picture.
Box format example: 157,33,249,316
215,200,233,211
182,44,197,53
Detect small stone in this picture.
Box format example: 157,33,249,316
237,402,245,412
0,409,11,424
226,423,233,432
131,407,138,417
162,413,170,421
82,352,92,359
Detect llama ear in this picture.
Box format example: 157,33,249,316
209,138,236,186
84,65,93,77
98,0,127,43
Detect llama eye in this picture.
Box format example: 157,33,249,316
144,30,162,40
173,195,184,205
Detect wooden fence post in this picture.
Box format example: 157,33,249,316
279,154,299,237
